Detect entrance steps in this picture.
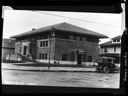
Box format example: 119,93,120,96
5,53,35,62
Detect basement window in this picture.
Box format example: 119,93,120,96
87,56,92,62
62,54,67,61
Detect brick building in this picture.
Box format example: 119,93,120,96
1,38,15,60
11,22,108,65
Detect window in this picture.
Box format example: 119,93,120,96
61,34,69,39
104,47,107,52
43,41,45,47
40,40,48,47
44,35,48,39
80,36,83,41
62,54,67,61
113,40,116,42
40,41,43,47
39,53,48,59
69,35,83,41
83,37,86,41
73,35,76,40
45,53,48,59
45,41,48,47
114,46,116,52
76,36,80,41
39,53,41,59
42,53,45,59
69,35,74,40
87,56,92,62
113,39,120,43
117,39,120,42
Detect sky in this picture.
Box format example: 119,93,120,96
2,6,123,44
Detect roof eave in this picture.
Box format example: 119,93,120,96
98,35,108,38
55,28,108,38
10,29,51,38
100,43,121,47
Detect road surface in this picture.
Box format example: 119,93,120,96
2,68,120,88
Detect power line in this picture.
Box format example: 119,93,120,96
33,11,119,28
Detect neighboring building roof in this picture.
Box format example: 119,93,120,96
2,38,15,49
111,35,121,40
11,22,108,38
100,41,121,47
100,35,121,47
100,41,112,46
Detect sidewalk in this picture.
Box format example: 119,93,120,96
2,62,96,72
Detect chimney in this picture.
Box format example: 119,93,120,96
32,28,36,30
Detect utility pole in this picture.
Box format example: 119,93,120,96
48,27,54,69
48,33,51,69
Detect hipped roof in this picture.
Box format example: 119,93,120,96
100,41,121,47
11,22,108,38
111,35,121,40
100,35,121,46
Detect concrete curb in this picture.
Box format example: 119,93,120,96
2,68,96,72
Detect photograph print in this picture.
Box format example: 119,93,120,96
1,5,123,88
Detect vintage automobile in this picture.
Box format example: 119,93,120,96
96,57,120,73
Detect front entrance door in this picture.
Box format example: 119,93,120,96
23,45,27,55
30,40,36,59
77,54,82,65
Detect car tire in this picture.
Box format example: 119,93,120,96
103,66,110,73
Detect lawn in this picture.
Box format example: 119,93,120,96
12,62,96,68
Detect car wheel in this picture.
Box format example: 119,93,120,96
103,66,110,73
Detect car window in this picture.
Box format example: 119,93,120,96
107,59,112,63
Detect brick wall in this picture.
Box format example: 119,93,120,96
2,39,15,48
36,38,55,60
15,37,99,63
1,48,15,60
2,38,15,60
15,42,22,54
54,38,99,62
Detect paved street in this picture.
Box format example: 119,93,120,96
2,68,120,88
1,63,96,72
